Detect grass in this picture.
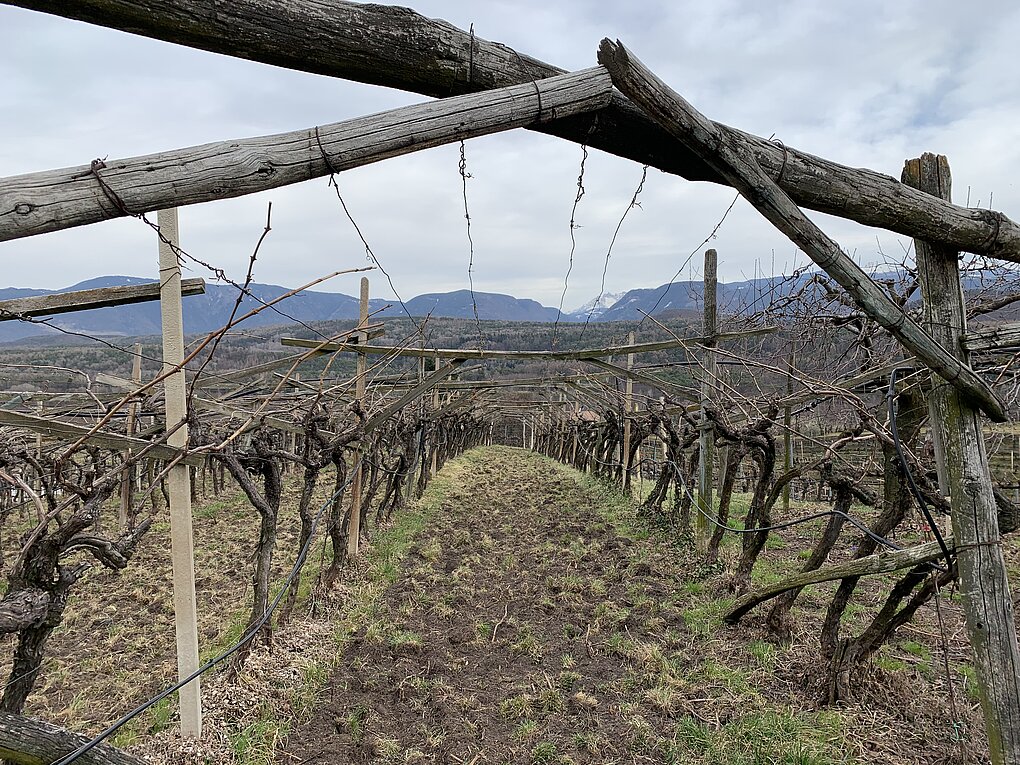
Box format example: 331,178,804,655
667,710,849,764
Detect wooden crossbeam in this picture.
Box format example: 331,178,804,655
281,328,775,361
18,0,1020,262
0,409,203,466
364,360,464,434
0,69,611,241
964,322,1020,353
97,372,322,437
584,357,698,398
0,279,205,320
598,39,1006,422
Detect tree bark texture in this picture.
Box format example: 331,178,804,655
909,152,1020,765
0,67,611,241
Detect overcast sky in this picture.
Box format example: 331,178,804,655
2,0,1018,311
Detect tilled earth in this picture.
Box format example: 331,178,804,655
281,447,983,765
281,447,693,763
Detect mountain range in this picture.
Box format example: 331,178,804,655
0,270,948,343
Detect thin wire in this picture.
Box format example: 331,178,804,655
458,140,483,346
641,191,740,324
887,366,953,568
579,165,649,340
552,139,591,343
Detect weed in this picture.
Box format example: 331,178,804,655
530,741,557,763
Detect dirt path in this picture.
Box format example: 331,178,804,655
280,447,962,764
280,446,699,763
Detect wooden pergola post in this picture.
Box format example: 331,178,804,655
782,353,794,513
118,342,142,529
156,208,202,737
431,356,440,474
907,153,1020,764
621,331,636,492
696,248,718,552
347,276,369,558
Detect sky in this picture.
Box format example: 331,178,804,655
2,0,1019,312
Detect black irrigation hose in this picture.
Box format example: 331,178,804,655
53,456,366,765
888,366,955,569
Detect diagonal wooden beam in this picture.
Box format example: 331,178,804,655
584,357,698,399
363,360,464,434
0,409,204,466
0,278,205,320
0,68,611,241
8,0,1019,261
598,39,1006,422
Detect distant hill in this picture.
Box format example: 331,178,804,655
0,269,997,343
393,290,559,322
0,278,563,343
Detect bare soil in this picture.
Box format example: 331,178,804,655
279,447,984,765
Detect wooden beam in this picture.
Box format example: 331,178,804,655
348,277,370,557
0,68,612,241
697,248,718,551
598,39,1007,422
908,153,1020,764
965,322,1020,353
0,278,205,320
0,709,144,765
0,409,203,466
365,360,465,434
583,358,697,398
280,330,775,361
12,0,1020,262
724,537,950,624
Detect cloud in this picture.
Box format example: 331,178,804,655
2,0,1019,307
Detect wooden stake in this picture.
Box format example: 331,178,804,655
157,208,201,737
118,342,142,529
908,153,1020,764
782,354,794,513
622,331,636,491
697,249,718,552
347,276,369,558
431,356,440,475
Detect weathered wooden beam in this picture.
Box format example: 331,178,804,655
0,409,203,466
0,710,144,765
156,208,202,736
364,360,465,434
583,357,697,398
9,0,1020,261
965,322,1020,353
190,324,387,389
724,537,949,624
0,68,612,241
598,39,1007,422
909,153,1020,764
281,329,775,361
0,278,205,320
98,372,326,437
697,249,718,551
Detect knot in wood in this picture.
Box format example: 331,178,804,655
14,203,34,215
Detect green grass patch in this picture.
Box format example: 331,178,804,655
667,709,854,764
